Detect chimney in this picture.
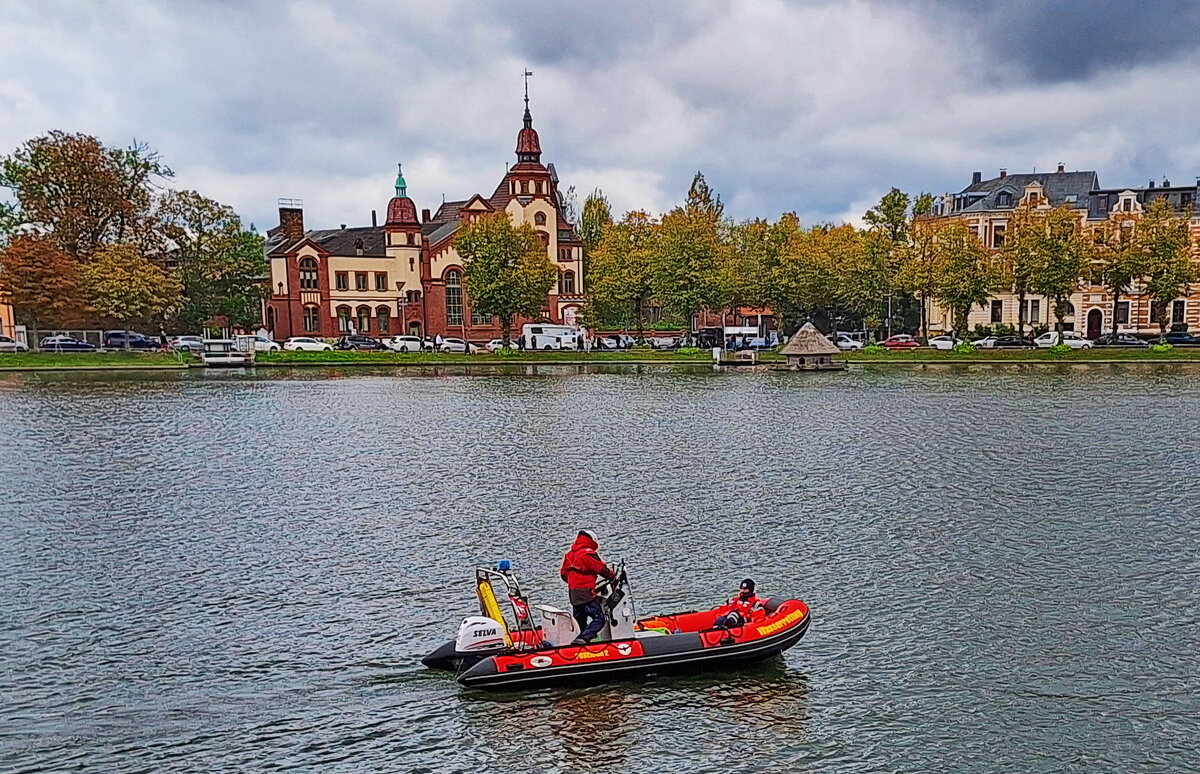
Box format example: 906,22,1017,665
971,171,982,185
422,208,431,222
1057,162,1065,173
371,209,377,227
999,168,1007,179
276,198,304,240
1148,180,1155,189
340,224,346,230
1163,177,1170,187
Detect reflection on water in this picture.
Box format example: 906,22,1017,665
2,364,1200,773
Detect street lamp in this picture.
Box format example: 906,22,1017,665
395,280,407,337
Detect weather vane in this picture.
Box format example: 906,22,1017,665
523,68,532,107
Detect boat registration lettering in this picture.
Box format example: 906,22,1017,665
575,649,611,659
756,609,804,636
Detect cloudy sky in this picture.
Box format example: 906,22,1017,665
3,0,1199,232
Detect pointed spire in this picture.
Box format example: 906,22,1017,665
515,70,542,163
394,163,407,198
522,68,534,129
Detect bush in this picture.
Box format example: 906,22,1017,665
1047,344,1072,356
677,346,702,355
1150,342,1175,354
862,343,887,354
972,325,993,338
951,342,977,354
495,347,520,357
993,323,1016,337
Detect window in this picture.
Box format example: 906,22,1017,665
968,225,979,239
354,238,364,256
1173,300,1186,324
990,299,1003,323
299,257,318,290
1023,299,1041,323
355,272,368,291
406,289,420,303
336,305,351,332
446,270,463,325
996,191,1013,208
559,270,576,295
534,212,547,226
537,231,549,247
992,224,1006,248
471,306,492,325
536,181,543,194
1028,192,1040,206
303,305,320,332
266,307,276,331
520,180,528,194
377,306,390,333
1116,301,1130,325
336,272,348,291
356,305,371,333
1123,198,1132,212
407,233,415,245
375,272,388,291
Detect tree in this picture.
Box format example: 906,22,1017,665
81,244,182,344
1087,217,1142,340
1025,206,1085,341
455,213,557,344
933,222,993,337
896,216,943,342
586,210,659,338
0,234,86,343
653,172,728,341
766,216,839,333
1,131,171,261
1140,197,1195,340
578,189,612,257
158,190,267,331
863,187,911,245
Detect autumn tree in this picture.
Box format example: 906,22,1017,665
0,234,86,343
863,187,911,244
455,213,557,344
896,216,943,342
766,217,839,333
586,210,659,338
81,244,182,343
578,189,612,257
1087,217,1142,340
653,172,729,342
1139,197,1195,340
999,205,1043,338
1025,206,1086,341
1,131,171,261
933,222,993,337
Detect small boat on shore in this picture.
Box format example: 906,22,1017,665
422,562,810,690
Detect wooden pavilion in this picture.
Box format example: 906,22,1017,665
777,322,845,371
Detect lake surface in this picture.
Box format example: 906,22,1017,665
1,364,1198,773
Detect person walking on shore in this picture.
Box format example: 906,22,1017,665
559,529,617,645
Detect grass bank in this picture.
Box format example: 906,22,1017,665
0,352,193,370
837,347,1200,363
255,349,714,366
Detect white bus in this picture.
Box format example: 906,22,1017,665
521,323,579,350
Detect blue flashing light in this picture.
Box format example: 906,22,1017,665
497,559,512,571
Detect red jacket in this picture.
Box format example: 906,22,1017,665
560,533,616,600
716,592,765,621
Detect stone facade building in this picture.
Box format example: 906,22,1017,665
929,165,1200,337
263,99,584,341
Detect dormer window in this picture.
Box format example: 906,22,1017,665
996,191,1013,208
354,238,364,256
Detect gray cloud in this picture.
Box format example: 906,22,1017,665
1,0,1198,233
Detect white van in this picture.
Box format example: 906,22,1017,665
521,323,578,350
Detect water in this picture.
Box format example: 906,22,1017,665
1,364,1198,773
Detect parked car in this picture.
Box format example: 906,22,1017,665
1094,333,1149,348
486,339,517,352
834,333,864,350
283,337,333,352
1161,331,1200,346
927,335,959,350
595,333,635,350
39,335,98,352
235,334,281,352
335,335,386,351
385,335,430,353
648,336,682,350
974,335,1035,349
169,335,205,353
439,337,480,354
103,330,158,350
1034,331,1093,349
880,334,920,350
0,335,29,353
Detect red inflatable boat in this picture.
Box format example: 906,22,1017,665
422,562,810,690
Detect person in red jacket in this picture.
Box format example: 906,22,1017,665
560,529,617,645
713,578,765,629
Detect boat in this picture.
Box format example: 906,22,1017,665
422,561,810,690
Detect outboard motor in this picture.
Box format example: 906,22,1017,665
598,562,637,641
455,615,509,654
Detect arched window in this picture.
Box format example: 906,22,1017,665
376,305,391,334
356,305,371,334
536,231,549,247
446,270,464,325
336,305,351,333
534,212,547,226
303,305,320,332
559,270,576,295
299,257,318,290
266,307,276,331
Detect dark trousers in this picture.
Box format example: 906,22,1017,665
572,598,605,642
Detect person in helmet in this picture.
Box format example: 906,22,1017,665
559,529,618,645
713,578,766,629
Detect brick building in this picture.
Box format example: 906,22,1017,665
263,98,584,341
928,165,1200,337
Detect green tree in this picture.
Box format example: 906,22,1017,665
158,190,267,331
999,206,1044,339
1139,197,1195,340
578,189,612,257
455,213,557,344
766,217,839,333
653,172,728,342
1087,217,1142,340
1025,206,1085,341
896,215,942,342
81,243,182,344
933,222,992,337
586,210,659,338
863,187,911,244
0,234,86,344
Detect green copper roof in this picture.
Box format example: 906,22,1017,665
394,163,407,197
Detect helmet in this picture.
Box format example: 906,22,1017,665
739,578,756,593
